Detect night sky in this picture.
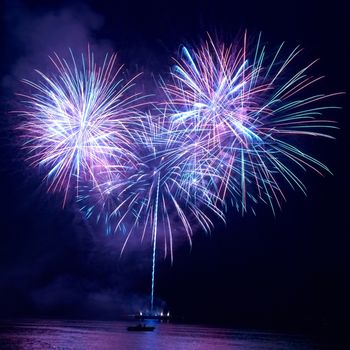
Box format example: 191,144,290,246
0,0,349,342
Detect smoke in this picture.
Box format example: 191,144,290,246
30,276,154,319
0,199,167,318
0,1,164,318
2,1,113,90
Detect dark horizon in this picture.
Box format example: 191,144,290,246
0,0,348,345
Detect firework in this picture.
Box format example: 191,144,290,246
15,34,341,312
81,110,226,310
162,33,340,213
16,48,146,204
88,112,225,257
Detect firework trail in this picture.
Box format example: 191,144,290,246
16,48,146,204
163,33,341,214
81,111,226,309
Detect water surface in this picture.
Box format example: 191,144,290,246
0,319,320,350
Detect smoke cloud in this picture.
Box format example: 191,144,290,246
3,1,113,90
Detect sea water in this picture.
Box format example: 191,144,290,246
0,319,321,350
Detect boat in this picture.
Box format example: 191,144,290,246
127,324,155,332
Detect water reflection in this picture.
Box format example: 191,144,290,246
0,319,319,350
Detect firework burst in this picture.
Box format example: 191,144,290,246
162,33,341,213
16,48,146,204
86,112,225,259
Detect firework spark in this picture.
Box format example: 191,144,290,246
163,33,341,213
86,112,225,257
16,48,146,204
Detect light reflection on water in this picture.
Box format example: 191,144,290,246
0,319,319,350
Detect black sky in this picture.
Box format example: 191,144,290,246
0,0,349,342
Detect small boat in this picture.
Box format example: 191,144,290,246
127,324,155,332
